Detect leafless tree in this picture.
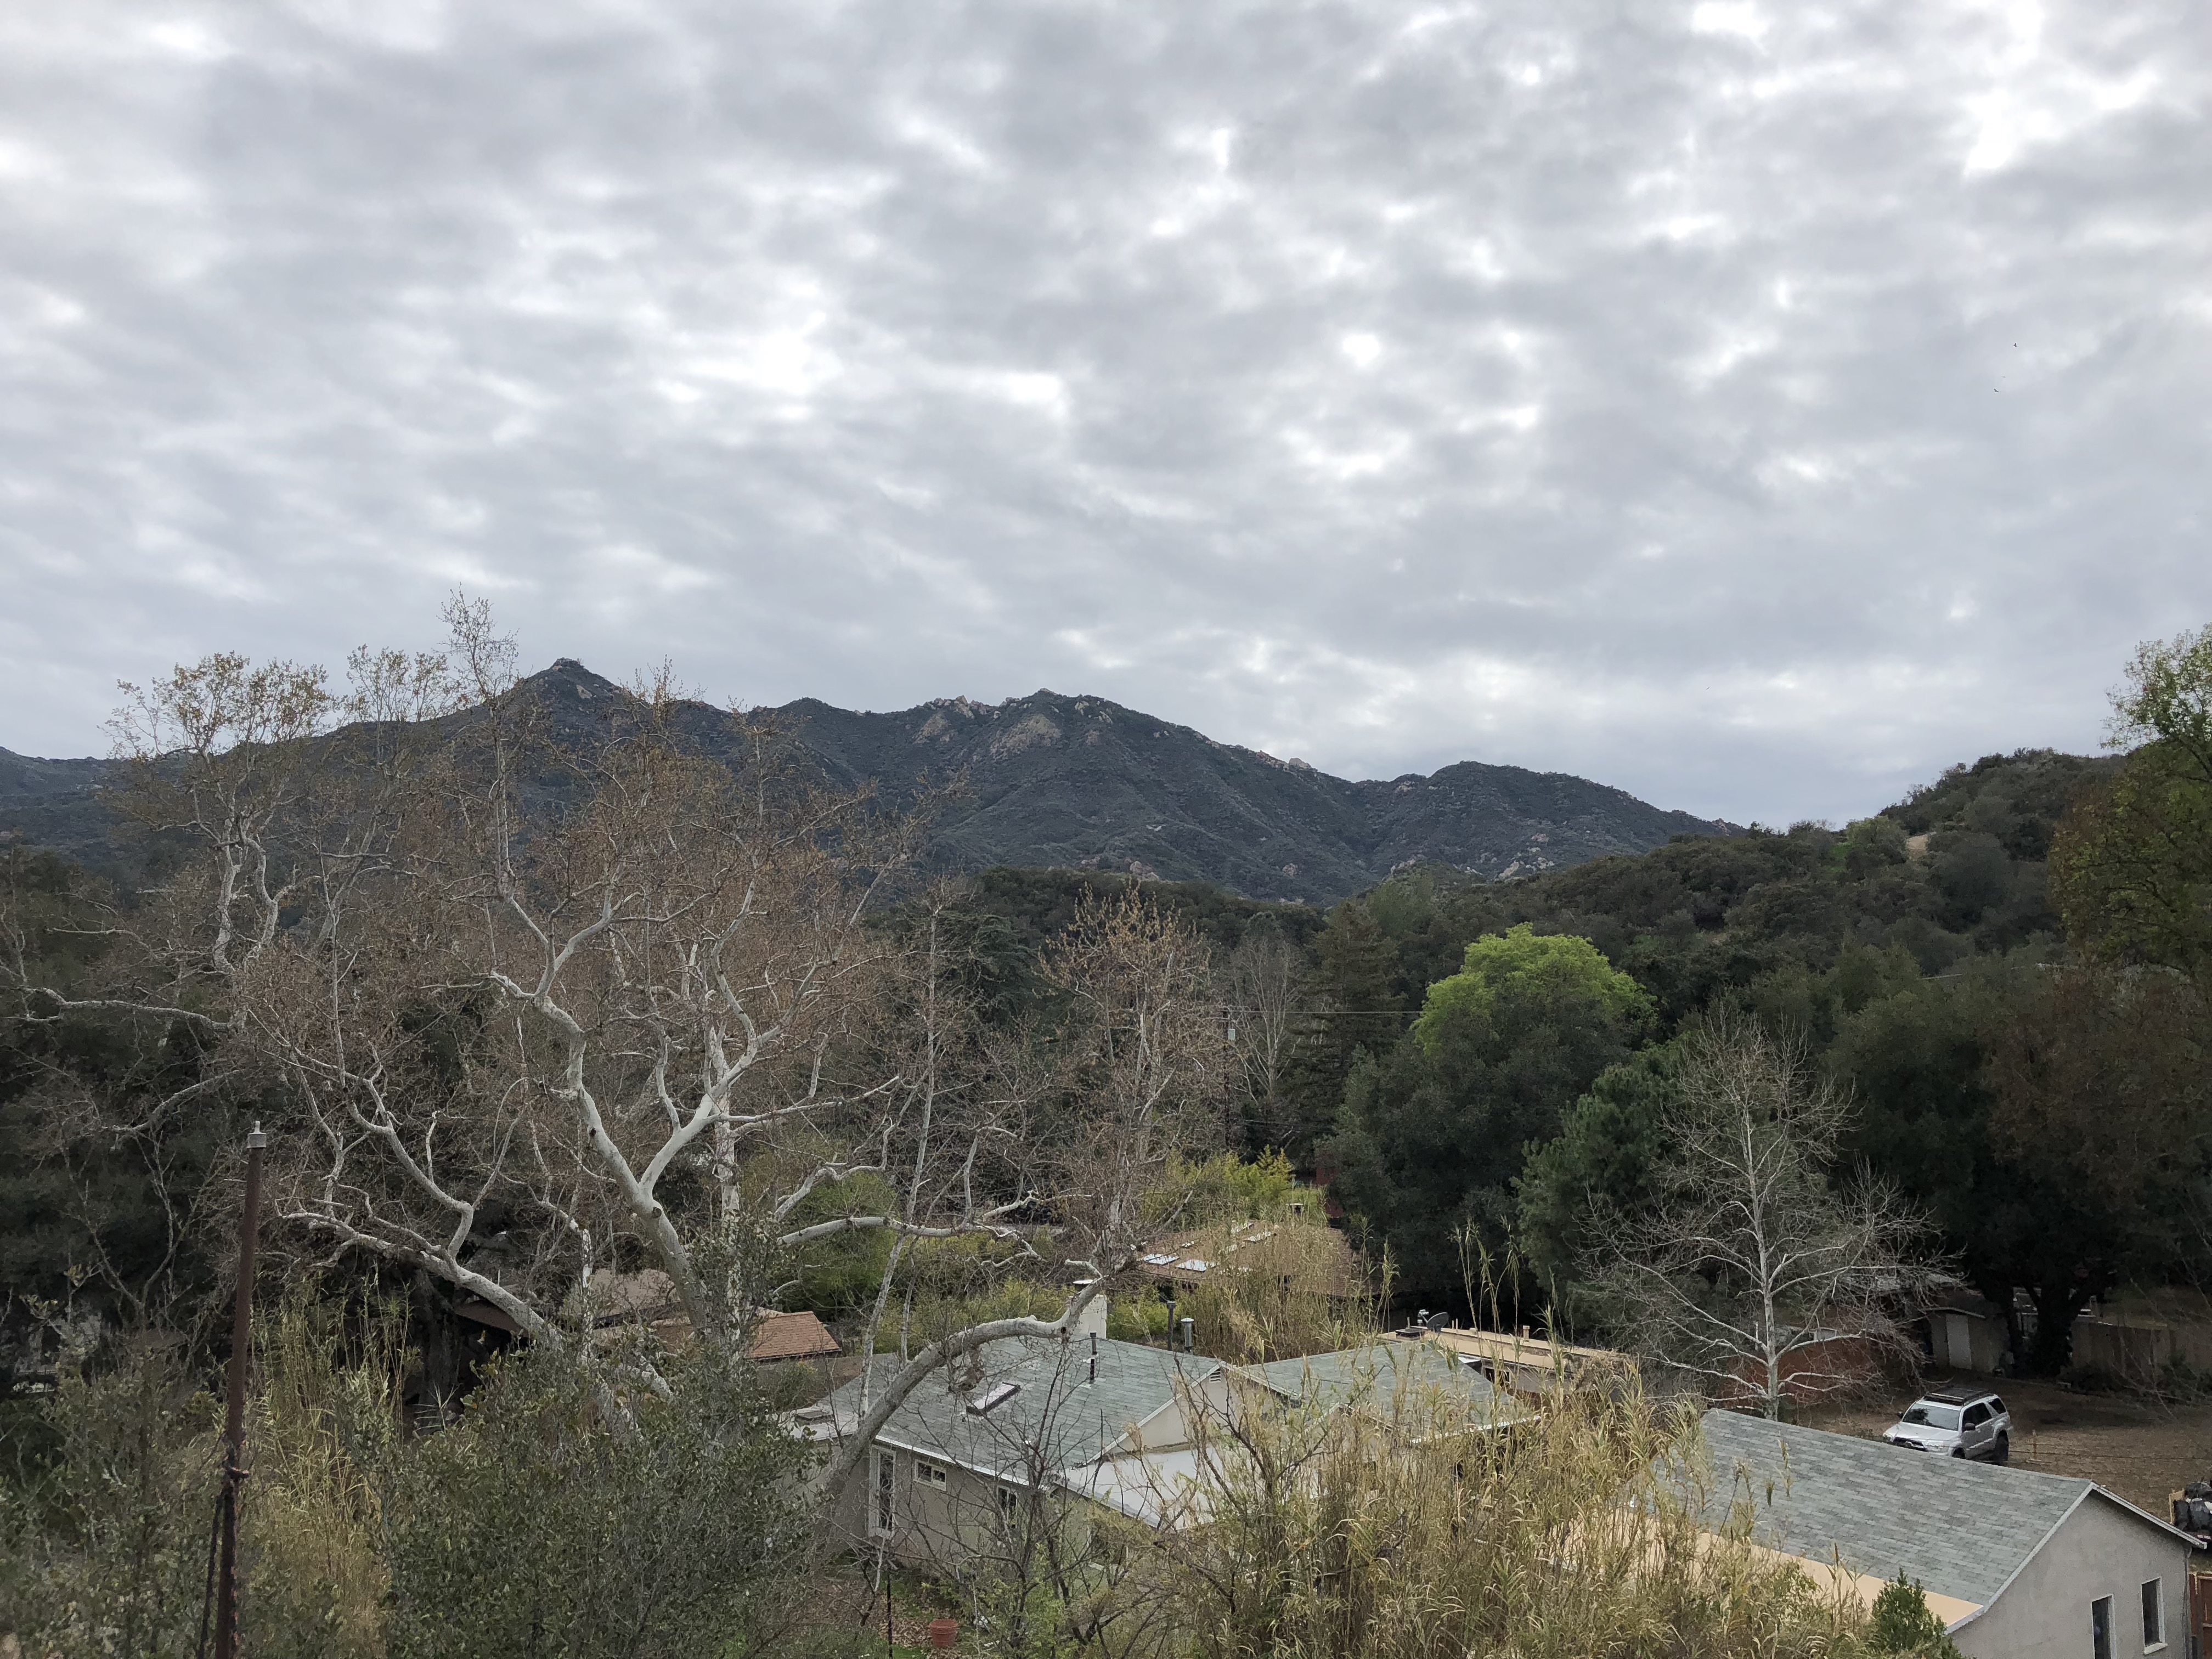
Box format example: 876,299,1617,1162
815,889,1232,1501
4,603,1230,1503
1589,1017,1942,1418
1218,926,1306,1149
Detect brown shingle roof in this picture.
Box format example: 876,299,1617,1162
749,1310,840,1362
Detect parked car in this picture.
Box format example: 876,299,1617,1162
1883,1387,2011,1462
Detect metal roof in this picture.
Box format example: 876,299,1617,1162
1692,1409,2192,1608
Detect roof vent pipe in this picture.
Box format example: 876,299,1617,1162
1180,1317,1194,1353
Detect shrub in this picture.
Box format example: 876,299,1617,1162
1866,1573,1965,1656
377,1341,815,1659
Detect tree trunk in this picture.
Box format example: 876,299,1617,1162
2022,1281,2095,1376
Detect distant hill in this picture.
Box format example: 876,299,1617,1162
0,659,1736,905
0,748,115,871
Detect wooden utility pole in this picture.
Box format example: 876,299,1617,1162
212,1121,268,1659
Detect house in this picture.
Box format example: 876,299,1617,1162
1714,1329,1881,1409
1071,1336,1531,1530
807,1328,1528,1561
804,1333,1228,1565
1691,1408,2199,1659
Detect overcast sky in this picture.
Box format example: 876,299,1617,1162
1,1,2205,825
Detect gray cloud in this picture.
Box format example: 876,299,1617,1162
1,0,2205,824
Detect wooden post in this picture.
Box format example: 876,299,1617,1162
212,1121,268,1659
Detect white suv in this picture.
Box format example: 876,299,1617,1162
1884,1388,2011,1463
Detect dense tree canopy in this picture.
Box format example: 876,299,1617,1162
1286,698,2205,1368
2054,625,2212,990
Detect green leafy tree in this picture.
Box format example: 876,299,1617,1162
1285,901,1406,1152
1413,926,1651,1053
1328,929,1650,1305
1987,963,2212,1316
1835,959,2129,1375
2055,624,2212,989
1515,1048,1678,1328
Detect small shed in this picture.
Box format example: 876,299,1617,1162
1925,1296,2009,1374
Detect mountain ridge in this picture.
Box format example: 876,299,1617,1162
0,659,1738,904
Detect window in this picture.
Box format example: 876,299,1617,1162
1963,1403,1988,1428
2092,1594,2113,1659
871,1449,896,1537
1900,1403,1962,1430
2142,1579,2164,1650
913,1458,949,1491
997,1483,1022,1525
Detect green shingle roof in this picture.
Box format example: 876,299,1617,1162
1691,1408,2161,1606
1248,1340,1530,1429
825,1338,1218,1483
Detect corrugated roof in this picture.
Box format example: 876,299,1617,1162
1691,1408,2173,1607
822,1338,1221,1483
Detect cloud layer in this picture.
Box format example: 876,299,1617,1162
2,0,2205,823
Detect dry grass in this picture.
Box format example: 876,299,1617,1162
1071,1376,1871,1659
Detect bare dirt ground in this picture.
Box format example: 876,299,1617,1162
1800,1371,2212,1514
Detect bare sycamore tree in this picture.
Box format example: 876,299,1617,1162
1589,1018,1941,1418
4,606,1227,1504
1218,926,1306,1149
816,889,1232,1501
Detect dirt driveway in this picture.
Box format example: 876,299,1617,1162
1801,1372,2212,1514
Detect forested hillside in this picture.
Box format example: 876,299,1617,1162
3,622,2207,1659
1302,729,2212,1379
879,736,2198,1383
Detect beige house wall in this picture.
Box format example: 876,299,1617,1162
833,1439,1119,1570
1950,1496,2193,1659
834,1441,1034,1567
1124,1371,1231,1451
